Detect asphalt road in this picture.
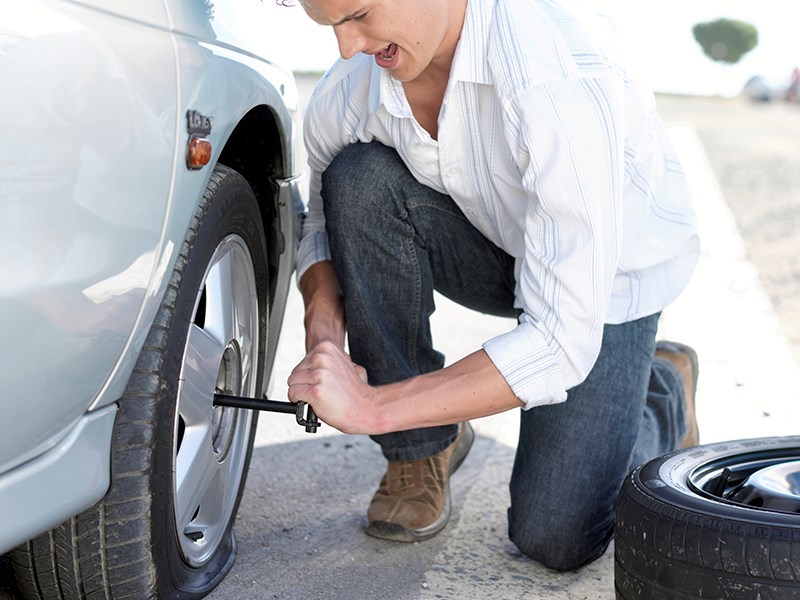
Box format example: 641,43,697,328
2,85,798,599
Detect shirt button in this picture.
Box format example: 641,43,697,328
448,167,459,176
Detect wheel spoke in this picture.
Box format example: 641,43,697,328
181,323,223,425
191,451,237,529
229,244,258,392
174,427,219,531
204,250,236,346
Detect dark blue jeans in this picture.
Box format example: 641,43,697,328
321,142,686,571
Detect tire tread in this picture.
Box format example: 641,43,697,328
615,453,800,600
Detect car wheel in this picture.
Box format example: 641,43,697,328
12,164,269,599
615,436,800,599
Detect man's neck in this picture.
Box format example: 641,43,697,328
427,0,468,82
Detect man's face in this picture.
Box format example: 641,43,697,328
298,0,455,82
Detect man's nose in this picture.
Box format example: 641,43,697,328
334,23,366,60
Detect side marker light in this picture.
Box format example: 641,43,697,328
186,136,212,170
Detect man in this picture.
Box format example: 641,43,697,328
287,0,700,571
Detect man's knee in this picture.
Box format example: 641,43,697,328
507,503,613,572
321,142,404,234
323,141,403,195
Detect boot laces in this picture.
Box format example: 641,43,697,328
390,461,416,492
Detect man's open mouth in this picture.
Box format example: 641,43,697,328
377,43,398,61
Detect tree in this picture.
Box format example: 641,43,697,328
692,18,758,64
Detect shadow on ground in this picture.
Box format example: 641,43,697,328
209,431,496,599
0,432,501,600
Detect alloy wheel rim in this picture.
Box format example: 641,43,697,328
173,234,258,567
689,449,800,514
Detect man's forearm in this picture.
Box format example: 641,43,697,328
299,260,346,350
291,265,523,435
371,349,524,433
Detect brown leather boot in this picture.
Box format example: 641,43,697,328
366,422,475,542
655,341,700,448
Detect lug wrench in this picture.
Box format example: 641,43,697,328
213,394,321,433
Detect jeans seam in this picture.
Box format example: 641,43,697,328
405,198,470,220
406,226,421,375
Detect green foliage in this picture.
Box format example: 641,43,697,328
692,18,758,64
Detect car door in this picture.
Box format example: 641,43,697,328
0,0,178,474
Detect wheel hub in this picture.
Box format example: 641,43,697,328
690,450,800,514
212,343,242,459
727,460,800,513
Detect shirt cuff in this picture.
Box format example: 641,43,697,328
295,230,332,286
482,321,568,410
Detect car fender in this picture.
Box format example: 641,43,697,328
0,0,302,477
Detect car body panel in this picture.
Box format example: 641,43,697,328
62,0,170,27
0,0,178,473
0,404,118,554
0,0,303,551
84,5,302,413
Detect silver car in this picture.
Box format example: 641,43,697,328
0,1,303,597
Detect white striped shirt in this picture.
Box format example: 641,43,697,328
297,0,699,409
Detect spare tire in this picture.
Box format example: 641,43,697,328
615,436,800,600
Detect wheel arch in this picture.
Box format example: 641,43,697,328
218,105,284,310
215,104,302,392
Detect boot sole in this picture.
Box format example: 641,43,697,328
449,421,475,475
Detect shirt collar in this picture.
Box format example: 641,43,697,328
378,67,412,118
450,0,494,85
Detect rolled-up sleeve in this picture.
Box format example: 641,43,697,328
483,319,568,406
296,94,339,283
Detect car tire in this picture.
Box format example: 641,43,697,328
12,164,269,599
615,436,800,600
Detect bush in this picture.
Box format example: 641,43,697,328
692,18,758,64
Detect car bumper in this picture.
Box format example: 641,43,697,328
0,404,117,554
